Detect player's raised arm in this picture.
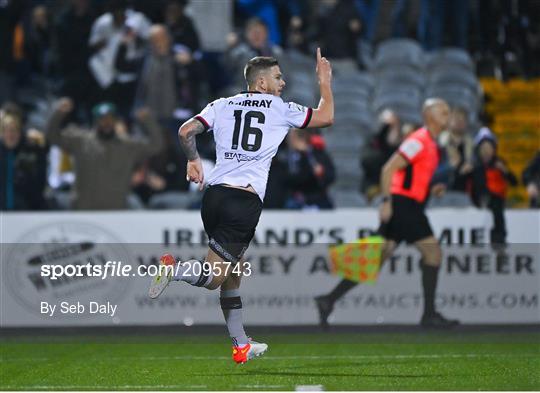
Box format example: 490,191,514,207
178,118,206,190
307,47,334,128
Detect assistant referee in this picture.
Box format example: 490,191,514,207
316,98,460,328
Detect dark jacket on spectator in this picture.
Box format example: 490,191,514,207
0,138,47,210
169,14,201,51
522,151,540,207
55,4,94,75
316,0,361,60
265,143,290,209
54,3,95,120
0,0,26,72
46,110,163,210
285,135,336,209
360,124,397,195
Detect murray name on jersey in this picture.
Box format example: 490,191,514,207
228,99,273,108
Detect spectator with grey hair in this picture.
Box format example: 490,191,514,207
224,18,282,91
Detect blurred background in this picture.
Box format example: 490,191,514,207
1,5,539,390
1,0,539,215
1,1,539,371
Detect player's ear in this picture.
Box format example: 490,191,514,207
258,75,267,91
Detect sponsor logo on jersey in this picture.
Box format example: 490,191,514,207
224,152,261,162
289,103,306,112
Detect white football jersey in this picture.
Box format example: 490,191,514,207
194,92,313,200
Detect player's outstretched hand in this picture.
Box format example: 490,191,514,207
55,97,74,115
186,158,204,191
316,47,332,86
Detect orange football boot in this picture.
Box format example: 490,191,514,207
232,340,268,364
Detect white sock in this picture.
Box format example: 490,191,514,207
173,260,213,288
220,288,249,347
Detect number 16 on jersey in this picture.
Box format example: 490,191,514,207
232,110,265,152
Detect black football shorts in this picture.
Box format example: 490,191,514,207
201,185,263,263
379,194,434,244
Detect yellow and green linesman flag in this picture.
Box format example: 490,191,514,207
329,236,384,284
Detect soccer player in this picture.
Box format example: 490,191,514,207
149,48,334,363
315,98,460,329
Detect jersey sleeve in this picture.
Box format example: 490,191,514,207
89,17,108,46
283,101,313,129
194,100,218,131
398,137,424,163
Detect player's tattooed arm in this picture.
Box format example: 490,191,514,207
179,118,206,190
178,118,206,161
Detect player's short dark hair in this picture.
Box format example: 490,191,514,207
244,57,279,86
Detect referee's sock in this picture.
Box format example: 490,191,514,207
173,260,213,288
220,289,249,346
326,279,357,304
421,262,439,316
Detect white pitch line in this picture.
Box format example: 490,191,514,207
256,353,540,360
137,355,230,360
1,385,287,391
1,353,537,363
0,385,208,390
236,385,288,388
0,356,230,362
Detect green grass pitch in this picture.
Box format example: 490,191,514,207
1,331,539,391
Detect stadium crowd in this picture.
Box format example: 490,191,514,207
1,0,539,217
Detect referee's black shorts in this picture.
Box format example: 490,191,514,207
379,194,434,244
201,184,263,263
